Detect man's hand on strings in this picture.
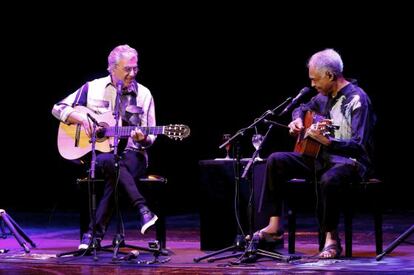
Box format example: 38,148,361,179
305,123,331,146
131,128,147,143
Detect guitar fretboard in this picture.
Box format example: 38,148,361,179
104,126,165,137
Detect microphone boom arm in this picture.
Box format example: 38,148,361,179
219,97,291,150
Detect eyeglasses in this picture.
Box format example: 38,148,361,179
116,64,139,74
123,66,139,74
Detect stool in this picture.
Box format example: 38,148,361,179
286,178,383,257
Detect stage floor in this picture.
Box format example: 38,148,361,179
1,210,413,274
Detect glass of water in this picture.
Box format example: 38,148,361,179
251,134,264,160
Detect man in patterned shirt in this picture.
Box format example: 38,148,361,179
256,48,376,259
52,44,158,250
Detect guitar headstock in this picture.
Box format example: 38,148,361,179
164,124,191,140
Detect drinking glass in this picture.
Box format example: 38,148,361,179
251,134,264,160
222,134,231,159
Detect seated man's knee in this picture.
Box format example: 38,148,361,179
268,152,291,162
319,172,341,190
267,152,294,171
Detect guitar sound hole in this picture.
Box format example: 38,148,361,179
96,128,106,139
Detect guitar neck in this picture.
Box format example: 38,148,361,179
104,126,165,137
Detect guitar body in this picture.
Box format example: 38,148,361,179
57,105,190,160
57,106,116,160
294,111,322,158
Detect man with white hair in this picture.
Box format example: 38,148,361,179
52,44,158,250
256,48,376,259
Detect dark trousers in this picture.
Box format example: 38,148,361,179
89,150,147,238
264,152,360,233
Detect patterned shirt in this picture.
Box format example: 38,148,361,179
292,82,376,177
52,75,156,156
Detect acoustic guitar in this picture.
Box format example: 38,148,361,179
57,106,190,160
293,111,336,158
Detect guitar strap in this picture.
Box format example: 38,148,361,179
72,82,89,107
120,82,144,127
120,92,140,126
119,84,141,154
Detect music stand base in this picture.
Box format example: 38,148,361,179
56,237,102,261
100,234,168,261
193,234,246,263
0,209,36,253
231,237,296,265
376,224,414,261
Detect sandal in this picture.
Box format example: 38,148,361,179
316,242,343,259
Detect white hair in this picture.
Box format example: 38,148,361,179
307,48,343,76
107,44,138,72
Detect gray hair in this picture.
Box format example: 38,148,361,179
107,44,138,72
307,48,343,76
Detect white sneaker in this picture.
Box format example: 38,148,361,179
140,212,158,234
78,233,92,250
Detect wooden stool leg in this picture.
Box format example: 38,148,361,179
287,208,296,254
140,176,167,249
154,181,166,249
156,214,166,249
374,210,383,255
371,181,383,255
344,209,353,257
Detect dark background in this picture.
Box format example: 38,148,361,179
1,7,412,215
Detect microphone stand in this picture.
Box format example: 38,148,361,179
194,139,247,263
241,124,273,241
106,81,124,260
235,124,294,263
88,114,100,261
99,82,164,262
218,97,291,153
98,81,130,260
231,124,296,264
194,98,293,263
57,113,103,261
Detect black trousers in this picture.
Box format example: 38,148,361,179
89,150,147,238
263,151,360,233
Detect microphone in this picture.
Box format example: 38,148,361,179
279,87,312,116
121,250,140,261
